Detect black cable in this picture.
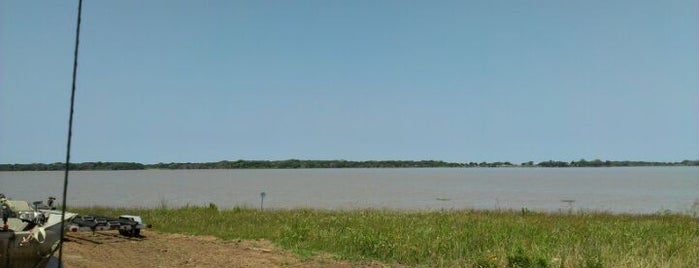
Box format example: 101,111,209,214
58,0,83,266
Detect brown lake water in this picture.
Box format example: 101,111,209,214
1,167,697,214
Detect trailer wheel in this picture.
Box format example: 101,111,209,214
119,229,130,236
119,228,141,237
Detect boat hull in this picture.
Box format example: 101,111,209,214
0,211,76,268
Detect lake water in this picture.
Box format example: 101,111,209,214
1,167,697,214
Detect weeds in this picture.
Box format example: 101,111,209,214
70,207,699,267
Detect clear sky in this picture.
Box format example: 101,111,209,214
1,0,697,164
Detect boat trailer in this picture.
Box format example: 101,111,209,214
32,197,150,237
68,214,149,237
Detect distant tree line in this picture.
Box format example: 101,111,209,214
148,159,464,169
0,162,145,171
1,159,697,171
536,159,699,168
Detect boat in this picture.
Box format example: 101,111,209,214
0,194,77,268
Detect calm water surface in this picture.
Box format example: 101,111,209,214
1,167,697,214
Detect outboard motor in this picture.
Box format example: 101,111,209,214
47,196,56,210
0,194,9,231
1,207,7,231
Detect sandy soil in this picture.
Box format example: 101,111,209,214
60,230,387,268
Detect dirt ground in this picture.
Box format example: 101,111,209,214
60,230,387,268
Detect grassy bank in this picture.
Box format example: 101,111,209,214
70,206,698,267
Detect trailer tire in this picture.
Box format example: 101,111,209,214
119,229,130,236
119,228,140,237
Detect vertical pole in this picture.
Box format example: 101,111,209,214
260,192,266,211
59,0,83,267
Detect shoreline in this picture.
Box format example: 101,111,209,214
70,204,699,217
70,206,699,267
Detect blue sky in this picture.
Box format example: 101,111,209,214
1,0,698,164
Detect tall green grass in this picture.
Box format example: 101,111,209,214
71,206,698,267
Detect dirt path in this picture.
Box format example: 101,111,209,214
61,230,385,268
